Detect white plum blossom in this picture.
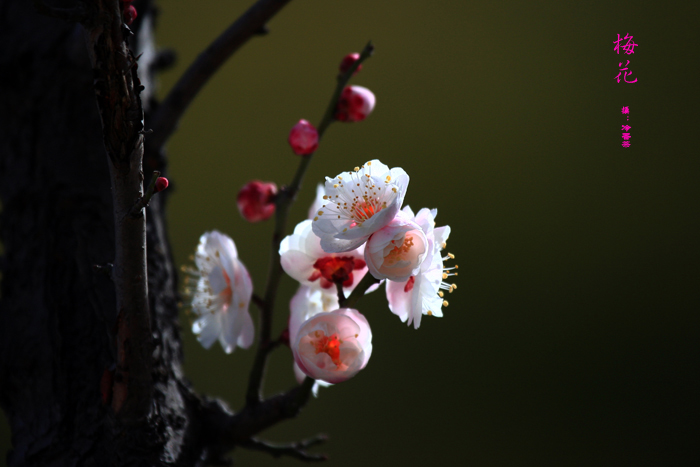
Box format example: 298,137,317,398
282,184,369,294
188,231,255,353
311,160,409,253
288,286,338,395
280,220,368,295
385,207,456,329
292,306,373,384
364,210,429,282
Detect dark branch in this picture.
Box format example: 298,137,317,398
146,0,294,154
240,435,328,462
225,377,315,446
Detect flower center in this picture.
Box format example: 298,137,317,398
309,256,366,289
311,330,342,366
385,234,415,266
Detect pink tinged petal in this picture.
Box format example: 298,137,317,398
386,277,412,324
236,308,255,349
280,250,317,285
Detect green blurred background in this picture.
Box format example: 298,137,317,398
3,0,699,465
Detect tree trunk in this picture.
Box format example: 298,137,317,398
0,1,224,465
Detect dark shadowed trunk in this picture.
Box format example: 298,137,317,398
0,1,226,465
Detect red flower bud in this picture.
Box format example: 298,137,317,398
335,85,376,122
339,53,362,75
154,177,169,193
124,5,137,25
288,119,319,156
237,181,277,222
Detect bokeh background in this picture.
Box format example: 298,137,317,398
2,0,699,465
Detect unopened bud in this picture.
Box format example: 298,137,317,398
237,181,277,222
335,86,376,122
288,119,319,156
155,177,169,193
124,5,137,25
339,53,362,76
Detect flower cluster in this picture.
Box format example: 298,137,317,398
183,48,455,399
278,159,456,390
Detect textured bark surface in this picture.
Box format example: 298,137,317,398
0,1,220,465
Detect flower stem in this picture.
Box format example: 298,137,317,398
340,273,380,309
245,41,375,406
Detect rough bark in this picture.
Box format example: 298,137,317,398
0,1,218,465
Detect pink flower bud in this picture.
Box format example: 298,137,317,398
335,86,376,122
124,5,137,25
292,308,372,384
288,119,319,156
237,181,277,223
154,177,169,193
339,53,362,75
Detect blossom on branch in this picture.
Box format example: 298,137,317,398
237,180,277,222
187,231,254,353
385,207,456,329
335,85,376,122
364,211,428,281
280,220,368,294
312,160,409,253
288,286,339,395
288,119,319,156
292,307,372,384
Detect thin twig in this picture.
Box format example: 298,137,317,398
146,0,294,154
129,170,161,217
240,435,328,462
245,42,375,406
335,282,346,303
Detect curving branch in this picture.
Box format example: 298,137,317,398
146,0,294,154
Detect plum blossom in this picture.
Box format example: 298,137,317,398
288,286,338,395
280,220,368,294
187,231,255,353
281,184,369,294
292,306,373,384
364,211,428,282
385,207,457,329
312,160,409,253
